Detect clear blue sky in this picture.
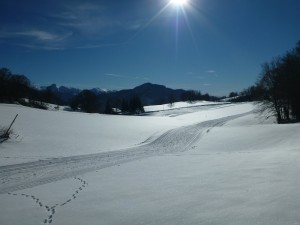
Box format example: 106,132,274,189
1,0,299,96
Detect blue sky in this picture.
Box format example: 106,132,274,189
1,0,299,96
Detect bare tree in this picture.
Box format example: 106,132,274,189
257,41,300,123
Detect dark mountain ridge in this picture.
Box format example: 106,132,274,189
41,84,108,103
43,82,186,106
108,83,186,106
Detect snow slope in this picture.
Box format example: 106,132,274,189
0,102,250,165
1,102,300,225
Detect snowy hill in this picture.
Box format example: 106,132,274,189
1,102,300,225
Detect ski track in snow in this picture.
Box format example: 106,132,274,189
0,112,250,195
144,103,232,117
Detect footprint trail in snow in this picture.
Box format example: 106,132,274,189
7,176,88,224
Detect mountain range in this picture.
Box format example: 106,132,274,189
42,83,187,106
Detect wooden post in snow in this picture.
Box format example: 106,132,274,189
2,114,18,139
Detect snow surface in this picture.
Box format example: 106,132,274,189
0,102,250,165
144,101,224,112
1,102,300,225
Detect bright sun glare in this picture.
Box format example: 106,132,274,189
170,0,188,6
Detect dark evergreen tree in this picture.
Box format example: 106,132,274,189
70,90,100,113
129,96,145,114
228,92,238,98
104,99,114,114
168,94,175,107
181,90,203,102
121,98,129,114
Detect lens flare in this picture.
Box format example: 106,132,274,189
170,0,188,6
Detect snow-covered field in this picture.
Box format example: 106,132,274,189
1,102,300,225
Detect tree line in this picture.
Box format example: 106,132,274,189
1,67,222,115
232,40,300,123
181,90,219,102
70,90,145,115
0,68,146,115
104,96,145,115
0,68,56,109
65,89,218,115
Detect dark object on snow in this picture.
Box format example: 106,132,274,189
0,114,18,143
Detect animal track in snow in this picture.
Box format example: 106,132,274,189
7,176,88,225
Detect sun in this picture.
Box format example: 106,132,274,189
170,0,188,6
